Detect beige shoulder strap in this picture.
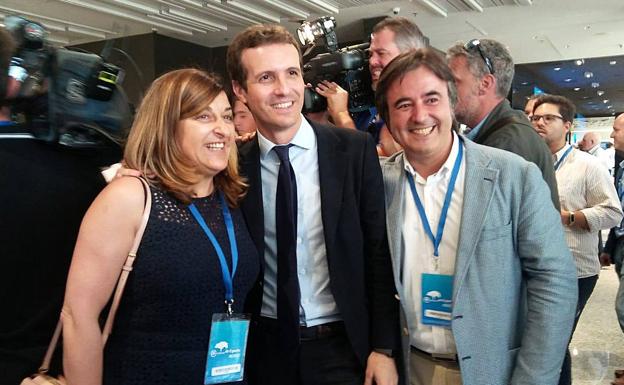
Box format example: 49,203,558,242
38,177,152,373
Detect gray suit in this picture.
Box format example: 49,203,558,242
382,138,578,385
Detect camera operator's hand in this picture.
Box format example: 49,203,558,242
315,80,356,129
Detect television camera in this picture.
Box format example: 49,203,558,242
298,16,373,114
5,15,132,147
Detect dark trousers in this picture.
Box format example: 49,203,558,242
247,317,364,385
558,275,599,385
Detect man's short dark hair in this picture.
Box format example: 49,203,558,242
375,48,457,128
534,94,576,123
0,28,16,100
226,24,301,91
372,17,427,51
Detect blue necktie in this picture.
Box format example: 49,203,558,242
274,145,300,351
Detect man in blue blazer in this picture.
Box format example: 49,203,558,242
375,48,578,385
228,24,399,385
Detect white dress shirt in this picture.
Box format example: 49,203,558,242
555,144,623,278
401,132,465,354
257,116,340,326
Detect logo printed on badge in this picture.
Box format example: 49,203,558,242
215,341,229,351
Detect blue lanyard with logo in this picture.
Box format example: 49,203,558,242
554,146,573,171
406,140,463,268
188,191,238,312
188,192,250,385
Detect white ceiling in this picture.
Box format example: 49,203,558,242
1,0,624,64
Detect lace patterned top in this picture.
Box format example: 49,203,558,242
103,186,259,385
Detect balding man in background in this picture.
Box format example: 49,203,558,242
579,131,613,172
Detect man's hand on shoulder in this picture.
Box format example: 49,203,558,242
364,351,398,385
101,162,142,183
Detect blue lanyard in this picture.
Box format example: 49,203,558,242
406,141,463,258
188,192,239,313
554,146,573,171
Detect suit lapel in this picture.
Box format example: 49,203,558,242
453,141,498,298
382,153,407,293
313,122,347,255
239,137,265,262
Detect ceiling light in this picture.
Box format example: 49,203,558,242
111,0,159,13
584,71,593,78
603,99,610,103
554,67,561,71
157,0,187,10
197,0,261,25
610,60,617,65
149,13,211,32
574,87,580,91
465,0,483,12
597,90,605,96
263,0,309,19
167,7,227,30
575,59,584,66
420,0,448,17
564,78,572,82
591,82,600,88
521,81,529,85
291,0,339,14
608,105,613,109
222,1,280,23
57,0,195,35
0,5,115,34
66,25,106,39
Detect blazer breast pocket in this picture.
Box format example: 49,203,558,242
479,220,512,241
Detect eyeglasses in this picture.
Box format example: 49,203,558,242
464,39,495,75
530,114,565,124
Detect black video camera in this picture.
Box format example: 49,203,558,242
5,15,132,147
298,16,373,114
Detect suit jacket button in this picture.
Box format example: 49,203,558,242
403,327,409,336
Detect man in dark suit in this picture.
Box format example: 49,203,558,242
226,24,399,385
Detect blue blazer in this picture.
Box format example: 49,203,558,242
381,138,578,385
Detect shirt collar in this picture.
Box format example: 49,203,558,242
257,114,315,158
554,143,572,162
404,131,461,183
464,112,490,140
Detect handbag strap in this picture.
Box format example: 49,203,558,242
38,177,152,373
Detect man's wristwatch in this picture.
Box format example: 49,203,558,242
569,211,576,226
373,348,394,358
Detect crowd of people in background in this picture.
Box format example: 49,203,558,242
2,12,624,385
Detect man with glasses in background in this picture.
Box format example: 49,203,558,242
532,94,622,385
447,39,560,209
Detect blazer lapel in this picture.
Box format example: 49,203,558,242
382,153,407,294
239,137,265,262
314,122,347,255
453,140,498,298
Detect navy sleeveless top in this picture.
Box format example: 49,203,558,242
103,186,259,385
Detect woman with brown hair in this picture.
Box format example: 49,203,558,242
61,68,259,385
